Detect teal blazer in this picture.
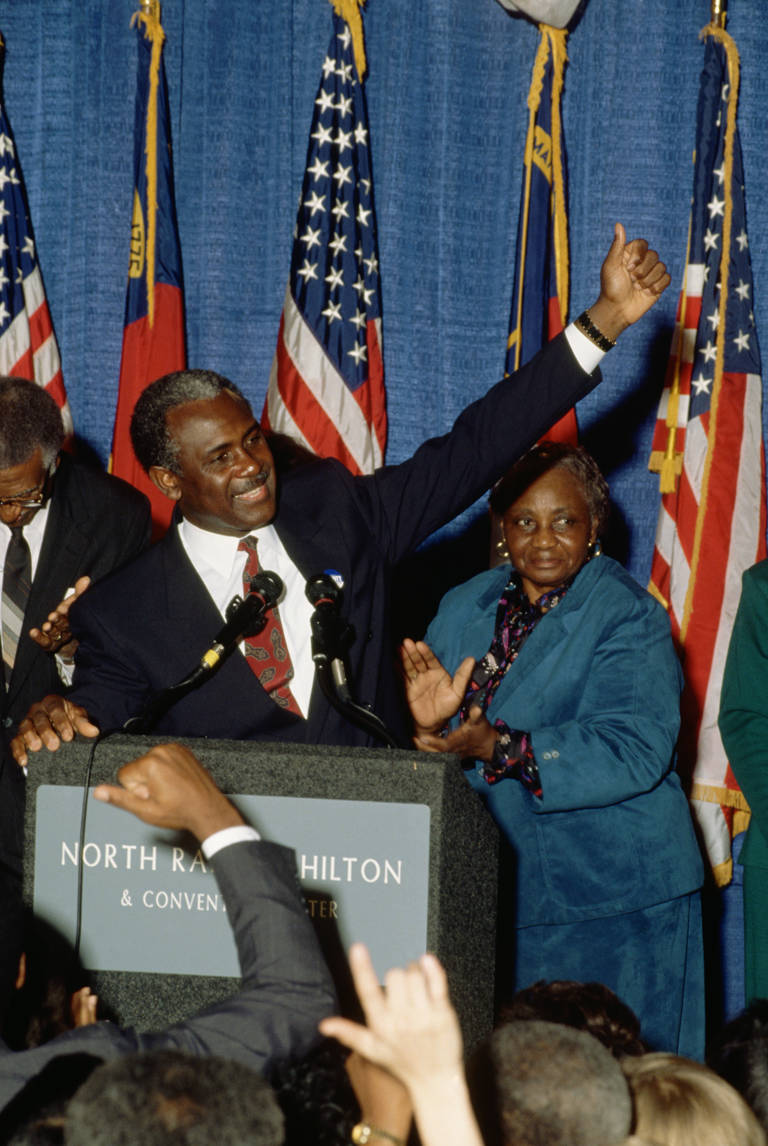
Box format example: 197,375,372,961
426,556,704,927
720,560,768,870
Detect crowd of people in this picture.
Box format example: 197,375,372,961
0,223,767,1141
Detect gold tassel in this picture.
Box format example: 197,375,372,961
330,0,367,81
648,213,692,493
131,1,165,329
659,454,678,495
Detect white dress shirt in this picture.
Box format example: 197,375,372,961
178,518,315,716
0,501,51,580
202,824,260,857
564,323,605,375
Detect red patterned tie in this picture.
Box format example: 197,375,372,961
237,535,301,715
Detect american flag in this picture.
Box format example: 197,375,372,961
262,9,386,475
111,2,185,534
505,24,576,445
648,25,765,885
0,35,71,432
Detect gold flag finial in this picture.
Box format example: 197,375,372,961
711,0,726,28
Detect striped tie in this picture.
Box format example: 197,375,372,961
2,526,31,689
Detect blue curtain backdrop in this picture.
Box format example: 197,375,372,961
2,0,765,589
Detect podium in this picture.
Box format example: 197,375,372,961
24,736,499,1049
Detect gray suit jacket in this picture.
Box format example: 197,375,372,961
0,838,337,1109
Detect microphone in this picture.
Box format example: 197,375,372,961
306,571,353,701
305,571,399,748
123,570,284,733
200,571,283,671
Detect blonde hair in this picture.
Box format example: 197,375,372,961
622,1052,767,1146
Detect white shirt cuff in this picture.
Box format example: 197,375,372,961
55,654,76,687
202,824,260,858
564,322,606,375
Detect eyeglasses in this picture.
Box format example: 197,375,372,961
0,467,55,510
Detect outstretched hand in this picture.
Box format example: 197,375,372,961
93,742,244,843
28,575,91,657
320,945,483,1146
589,222,670,341
320,943,463,1088
400,639,474,737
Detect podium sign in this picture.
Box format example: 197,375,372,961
25,737,498,1048
34,787,430,980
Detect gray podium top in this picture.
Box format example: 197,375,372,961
25,736,499,1050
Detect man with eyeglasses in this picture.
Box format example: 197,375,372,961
0,376,151,894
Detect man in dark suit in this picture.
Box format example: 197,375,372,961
0,376,151,879
0,742,336,1112
12,225,670,759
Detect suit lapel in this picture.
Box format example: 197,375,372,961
157,526,304,734
156,526,226,647
6,466,92,706
487,558,601,718
271,469,328,577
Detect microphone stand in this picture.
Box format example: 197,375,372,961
307,575,400,749
312,657,400,749
123,574,283,734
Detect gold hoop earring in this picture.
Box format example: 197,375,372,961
496,538,510,560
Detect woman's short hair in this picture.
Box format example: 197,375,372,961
129,369,248,475
622,1052,767,1146
490,441,610,536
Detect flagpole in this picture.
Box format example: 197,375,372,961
711,0,726,27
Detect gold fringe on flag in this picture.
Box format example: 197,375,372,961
691,781,751,887
131,0,165,329
691,781,751,814
679,23,739,644
330,0,367,81
511,25,569,373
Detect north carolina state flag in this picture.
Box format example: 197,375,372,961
506,24,576,444
111,2,185,534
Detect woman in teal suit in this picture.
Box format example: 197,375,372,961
402,442,705,1058
719,560,768,1005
